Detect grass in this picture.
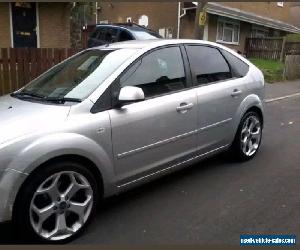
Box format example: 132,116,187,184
286,34,300,42
249,58,284,83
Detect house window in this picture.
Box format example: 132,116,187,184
251,25,269,38
217,17,240,45
277,2,284,7
159,27,173,38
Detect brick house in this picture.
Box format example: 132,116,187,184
97,1,300,53
0,2,71,48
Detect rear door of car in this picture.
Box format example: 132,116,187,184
184,44,249,154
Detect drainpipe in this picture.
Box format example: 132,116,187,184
177,2,187,39
95,2,98,24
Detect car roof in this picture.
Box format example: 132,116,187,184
90,39,251,65
94,39,223,49
95,23,154,32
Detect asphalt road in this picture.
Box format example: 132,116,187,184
0,83,299,245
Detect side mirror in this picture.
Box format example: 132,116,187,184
118,86,145,105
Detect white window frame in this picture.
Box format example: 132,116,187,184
277,2,284,7
216,17,240,45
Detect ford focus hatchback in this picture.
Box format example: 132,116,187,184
0,40,264,243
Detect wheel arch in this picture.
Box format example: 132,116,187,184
12,154,105,221
245,106,264,127
231,94,264,143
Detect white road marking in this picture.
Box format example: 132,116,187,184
265,92,300,103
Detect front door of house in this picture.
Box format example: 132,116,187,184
11,2,37,48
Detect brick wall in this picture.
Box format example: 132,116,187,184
0,3,11,47
289,5,300,27
99,2,178,38
38,3,71,48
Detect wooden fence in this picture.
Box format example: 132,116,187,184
245,37,300,60
0,48,79,96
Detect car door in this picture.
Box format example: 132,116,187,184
108,46,198,185
185,45,249,154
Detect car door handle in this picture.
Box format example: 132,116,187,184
176,103,194,112
231,89,242,97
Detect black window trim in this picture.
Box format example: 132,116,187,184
219,48,249,78
184,43,243,88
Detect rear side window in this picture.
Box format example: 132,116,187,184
90,28,106,40
119,46,186,98
105,28,118,43
221,49,249,77
186,45,232,85
119,30,134,42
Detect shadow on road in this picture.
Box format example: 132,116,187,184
0,222,17,244
98,152,237,212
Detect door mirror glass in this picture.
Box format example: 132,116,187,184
118,86,145,103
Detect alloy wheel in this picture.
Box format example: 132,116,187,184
240,115,262,157
29,171,93,241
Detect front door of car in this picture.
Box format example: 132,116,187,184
108,46,198,185
185,45,248,153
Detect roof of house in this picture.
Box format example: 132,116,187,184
188,2,300,34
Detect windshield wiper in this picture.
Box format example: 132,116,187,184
11,91,81,104
43,97,82,104
11,91,45,99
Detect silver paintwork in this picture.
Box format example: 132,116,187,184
118,86,145,102
0,39,265,225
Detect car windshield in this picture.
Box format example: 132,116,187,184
132,30,161,40
16,48,137,101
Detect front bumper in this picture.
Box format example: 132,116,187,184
0,169,27,222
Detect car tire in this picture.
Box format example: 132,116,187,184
13,161,99,244
230,111,263,161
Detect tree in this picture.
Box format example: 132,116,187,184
70,2,94,49
193,0,208,40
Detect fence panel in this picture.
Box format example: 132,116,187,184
246,37,300,60
245,37,284,60
0,48,79,96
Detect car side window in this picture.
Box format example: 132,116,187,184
186,45,232,85
119,30,134,42
119,46,186,98
220,49,249,78
92,28,106,41
105,28,118,43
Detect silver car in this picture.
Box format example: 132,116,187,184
0,40,264,243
